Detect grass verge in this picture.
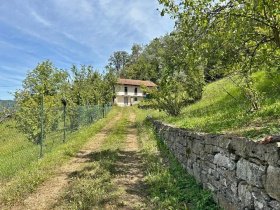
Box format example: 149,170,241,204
135,108,220,210
0,107,119,206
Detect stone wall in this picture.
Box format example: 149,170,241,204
149,118,280,210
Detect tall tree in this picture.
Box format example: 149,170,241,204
130,44,143,63
15,60,68,143
70,65,103,106
107,51,130,76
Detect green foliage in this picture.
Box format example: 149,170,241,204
101,69,117,104
124,39,163,82
139,35,204,116
14,60,115,145
158,0,280,110
15,60,68,143
154,71,280,139
69,65,103,105
106,51,130,76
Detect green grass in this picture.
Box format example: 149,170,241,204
0,107,118,205
135,108,220,210
0,121,72,182
0,120,37,182
55,108,129,210
154,71,280,139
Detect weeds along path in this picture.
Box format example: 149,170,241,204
10,112,122,210
108,111,151,209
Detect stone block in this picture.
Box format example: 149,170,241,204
217,135,232,149
216,167,236,182
230,180,238,196
265,165,280,201
236,158,266,187
238,182,254,209
246,143,279,166
204,160,217,170
228,137,248,157
209,177,223,191
193,162,201,183
214,153,236,170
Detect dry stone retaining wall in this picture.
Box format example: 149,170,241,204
149,118,280,210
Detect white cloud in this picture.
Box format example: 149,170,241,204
29,10,52,27
50,0,95,21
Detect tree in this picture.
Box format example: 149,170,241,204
101,69,117,104
158,0,280,110
135,34,205,116
15,60,68,143
107,51,130,76
130,44,143,63
69,65,104,106
124,38,166,82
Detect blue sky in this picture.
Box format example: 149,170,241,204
0,0,174,100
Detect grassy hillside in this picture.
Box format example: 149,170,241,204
155,71,280,140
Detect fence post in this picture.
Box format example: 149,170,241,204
63,103,66,142
40,94,44,158
61,98,67,143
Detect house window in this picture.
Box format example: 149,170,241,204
124,87,127,95
134,97,138,102
134,87,137,95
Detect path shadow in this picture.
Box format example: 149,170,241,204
67,148,150,208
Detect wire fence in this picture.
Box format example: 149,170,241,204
37,104,112,156
0,104,112,180
49,104,112,135
10,103,112,157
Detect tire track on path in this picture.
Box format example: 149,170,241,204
107,111,151,210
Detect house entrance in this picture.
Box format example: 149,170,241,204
124,97,128,105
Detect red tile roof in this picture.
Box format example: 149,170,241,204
117,78,157,87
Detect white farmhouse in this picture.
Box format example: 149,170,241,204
114,78,156,106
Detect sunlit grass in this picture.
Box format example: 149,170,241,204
153,71,280,139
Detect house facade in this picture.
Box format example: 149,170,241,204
114,78,156,106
